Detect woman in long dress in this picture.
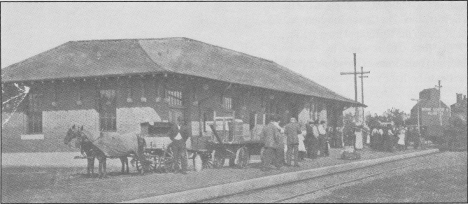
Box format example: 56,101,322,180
298,131,306,161
397,127,406,151
355,126,364,150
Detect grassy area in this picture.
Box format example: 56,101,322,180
311,152,467,203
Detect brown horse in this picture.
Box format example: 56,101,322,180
64,125,145,178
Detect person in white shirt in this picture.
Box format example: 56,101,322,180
354,126,363,150
298,129,306,161
384,124,395,152
169,117,189,174
397,127,406,151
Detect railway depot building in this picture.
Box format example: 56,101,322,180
2,37,362,153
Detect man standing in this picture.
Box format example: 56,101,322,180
261,116,283,172
305,120,314,159
285,118,302,167
383,124,395,152
318,121,329,156
335,126,344,148
406,126,413,150
273,119,286,166
328,126,335,148
169,116,189,174
370,126,379,150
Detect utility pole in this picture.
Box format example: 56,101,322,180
359,66,369,125
435,80,443,126
340,53,370,124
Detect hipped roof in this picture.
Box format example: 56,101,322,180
1,37,365,107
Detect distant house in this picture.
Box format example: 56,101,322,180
410,88,450,137
450,93,467,117
1,37,364,153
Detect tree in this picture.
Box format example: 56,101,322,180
366,114,381,128
382,108,408,127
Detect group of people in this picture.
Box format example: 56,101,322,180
368,124,423,152
171,115,425,173
260,116,335,172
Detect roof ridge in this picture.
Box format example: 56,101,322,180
135,40,169,72
72,37,187,44
71,37,274,64
175,37,274,63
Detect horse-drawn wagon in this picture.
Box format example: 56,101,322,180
137,122,213,172
204,117,264,169
66,117,266,177
138,117,265,171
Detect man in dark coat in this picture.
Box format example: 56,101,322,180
169,116,190,174
305,120,314,159
261,115,283,171
383,124,394,152
284,117,302,167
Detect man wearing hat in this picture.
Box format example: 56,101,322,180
260,115,283,171
169,116,190,174
284,117,302,167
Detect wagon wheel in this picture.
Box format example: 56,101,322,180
236,146,250,168
136,156,152,174
150,155,158,172
212,150,225,168
153,155,161,173
201,151,213,169
163,146,178,173
135,159,143,173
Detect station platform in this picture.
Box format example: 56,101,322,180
2,145,438,203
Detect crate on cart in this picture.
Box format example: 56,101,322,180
206,118,264,169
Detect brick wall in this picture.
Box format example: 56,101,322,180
2,76,345,153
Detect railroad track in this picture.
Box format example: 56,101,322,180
273,162,419,203
200,153,435,203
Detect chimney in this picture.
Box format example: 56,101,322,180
456,93,463,104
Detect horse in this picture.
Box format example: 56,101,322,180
64,125,146,178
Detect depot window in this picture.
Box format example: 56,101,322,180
166,89,183,107
222,97,233,110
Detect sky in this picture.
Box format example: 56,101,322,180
1,2,467,115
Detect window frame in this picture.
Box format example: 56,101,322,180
166,89,183,107
222,96,233,110
99,89,117,132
